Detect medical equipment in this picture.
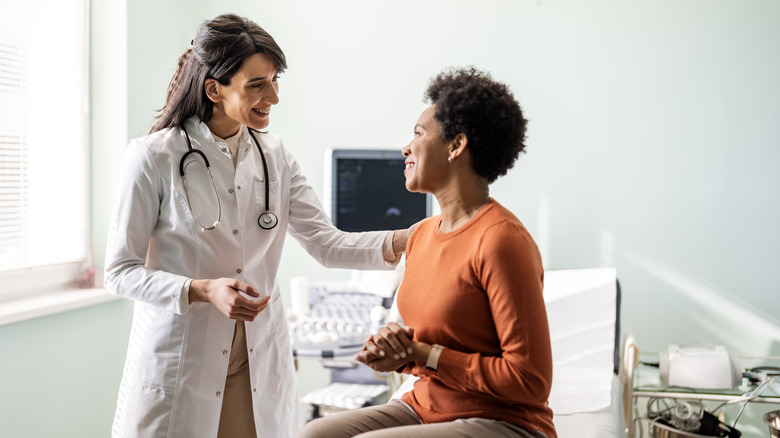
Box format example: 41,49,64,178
641,365,777,437
290,276,400,420
323,148,432,232
659,345,741,390
180,125,278,231
290,283,393,358
644,407,742,438
765,410,780,437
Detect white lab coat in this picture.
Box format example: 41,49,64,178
104,118,391,438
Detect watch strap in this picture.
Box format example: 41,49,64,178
425,344,444,372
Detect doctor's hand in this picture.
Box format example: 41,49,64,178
392,220,422,255
189,278,270,321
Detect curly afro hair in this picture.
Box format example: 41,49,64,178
424,66,527,184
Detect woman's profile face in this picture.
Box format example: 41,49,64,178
213,52,280,134
402,105,450,194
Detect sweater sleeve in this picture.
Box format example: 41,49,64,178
410,222,553,405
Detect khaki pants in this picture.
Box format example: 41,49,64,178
294,399,548,438
218,321,257,438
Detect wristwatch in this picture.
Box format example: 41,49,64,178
424,344,444,372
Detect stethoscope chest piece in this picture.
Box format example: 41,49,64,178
258,211,279,230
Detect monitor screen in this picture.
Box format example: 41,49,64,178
325,149,432,232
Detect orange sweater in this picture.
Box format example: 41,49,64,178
398,200,556,438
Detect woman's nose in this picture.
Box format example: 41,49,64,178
264,82,280,104
401,142,411,156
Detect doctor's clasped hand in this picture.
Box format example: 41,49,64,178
188,278,270,322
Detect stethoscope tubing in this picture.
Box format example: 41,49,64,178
247,129,279,230
181,124,222,231
179,124,278,231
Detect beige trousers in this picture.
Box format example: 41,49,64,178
218,321,257,438
294,399,548,438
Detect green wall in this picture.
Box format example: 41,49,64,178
0,300,133,437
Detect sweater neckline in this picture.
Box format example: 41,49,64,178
433,198,496,239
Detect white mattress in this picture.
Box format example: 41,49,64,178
553,374,624,438
546,268,624,437
545,268,618,413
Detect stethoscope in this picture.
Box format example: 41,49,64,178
180,124,279,232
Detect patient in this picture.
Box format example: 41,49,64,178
294,67,556,438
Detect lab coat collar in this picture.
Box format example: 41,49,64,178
183,117,250,145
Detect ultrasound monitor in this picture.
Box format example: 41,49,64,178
324,149,432,232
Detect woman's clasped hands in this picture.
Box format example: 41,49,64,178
354,322,431,372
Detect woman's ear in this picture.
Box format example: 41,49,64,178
448,133,469,162
204,79,220,103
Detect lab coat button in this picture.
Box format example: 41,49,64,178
237,185,242,190
221,147,227,153
236,268,242,274
222,349,228,355
216,391,222,397
233,229,238,235
250,348,254,353
228,188,234,194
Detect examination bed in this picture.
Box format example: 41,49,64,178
544,268,625,438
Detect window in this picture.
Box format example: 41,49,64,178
0,0,89,296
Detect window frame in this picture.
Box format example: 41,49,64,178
0,0,92,300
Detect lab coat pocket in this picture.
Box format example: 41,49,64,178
119,382,174,438
130,305,186,392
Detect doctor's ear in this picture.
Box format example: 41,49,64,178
204,79,220,103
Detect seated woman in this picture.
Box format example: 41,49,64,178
294,67,556,438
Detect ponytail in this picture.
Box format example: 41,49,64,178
150,48,209,133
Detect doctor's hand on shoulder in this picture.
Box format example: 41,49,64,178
189,278,270,321
392,220,422,256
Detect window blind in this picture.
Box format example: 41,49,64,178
0,0,88,278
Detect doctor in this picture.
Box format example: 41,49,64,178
104,14,413,438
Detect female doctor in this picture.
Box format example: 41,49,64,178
104,14,413,438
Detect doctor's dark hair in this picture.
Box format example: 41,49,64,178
150,14,287,133
424,67,527,184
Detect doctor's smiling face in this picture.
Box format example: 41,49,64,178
402,105,452,195
205,52,280,138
